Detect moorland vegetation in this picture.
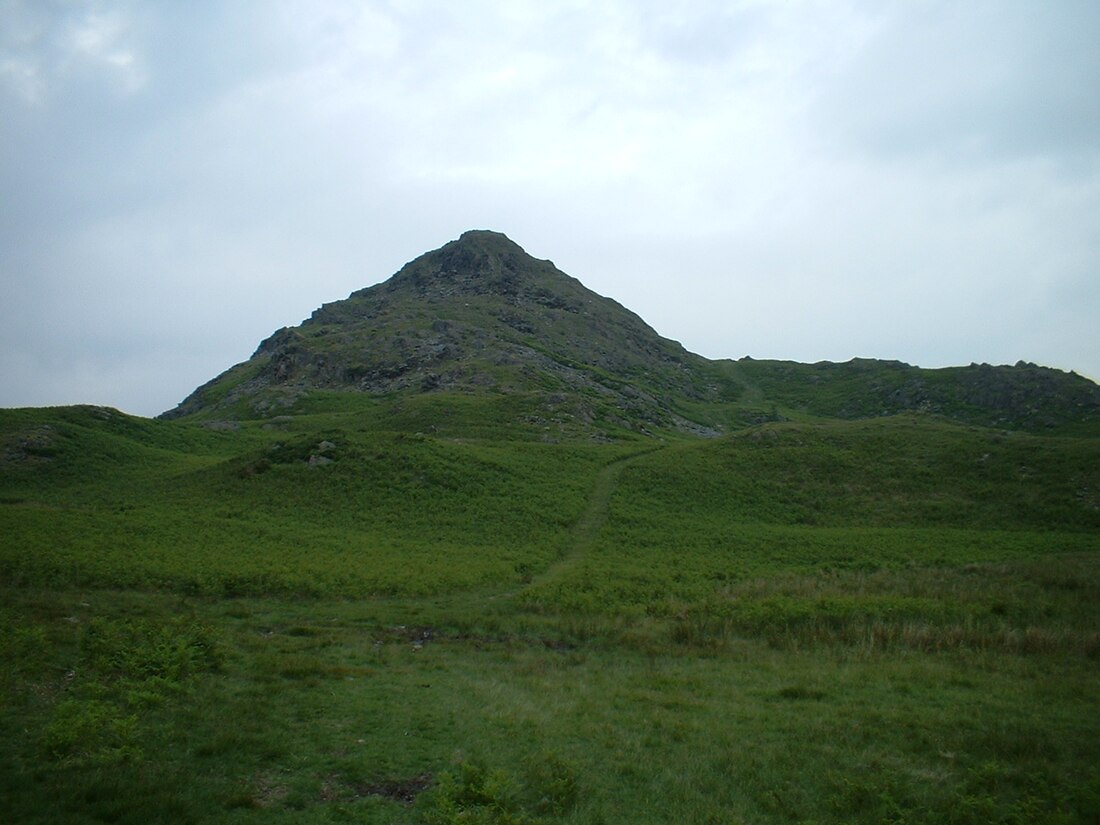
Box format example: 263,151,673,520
2,231,1099,823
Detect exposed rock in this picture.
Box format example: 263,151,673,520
202,420,240,431
3,425,55,463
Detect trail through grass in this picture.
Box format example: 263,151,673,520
530,446,665,590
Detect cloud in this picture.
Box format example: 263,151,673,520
0,0,147,104
814,1,1100,167
1,0,1098,415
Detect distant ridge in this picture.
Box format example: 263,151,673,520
161,231,1100,436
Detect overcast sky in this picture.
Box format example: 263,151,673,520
2,0,1098,417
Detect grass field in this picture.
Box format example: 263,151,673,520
2,401,1099,823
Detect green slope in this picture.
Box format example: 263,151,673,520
718,357,1100,435
4,403,1100,824
4,406,1096,602
521,415,1100,614
1,404,632,596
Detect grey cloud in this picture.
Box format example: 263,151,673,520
816,1,1100,165
1,0,1098,414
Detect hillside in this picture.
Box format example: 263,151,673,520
3,401,1099,823
160,230,1100,437
3,405,1096,598
719,356,1100,435
161,230,714,436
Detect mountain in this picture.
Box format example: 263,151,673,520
161,230,715,435
160,230,1100,436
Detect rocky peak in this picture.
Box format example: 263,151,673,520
384,230,553,298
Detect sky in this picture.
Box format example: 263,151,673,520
2,0,1098,418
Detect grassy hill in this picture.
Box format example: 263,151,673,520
3,401,1099,823
4,406,1097,601
718,357,1100,435
3,231,1100,823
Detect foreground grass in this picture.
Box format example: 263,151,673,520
3,406,1099,821
3,552,1100,824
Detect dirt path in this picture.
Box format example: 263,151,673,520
530,445,664,587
